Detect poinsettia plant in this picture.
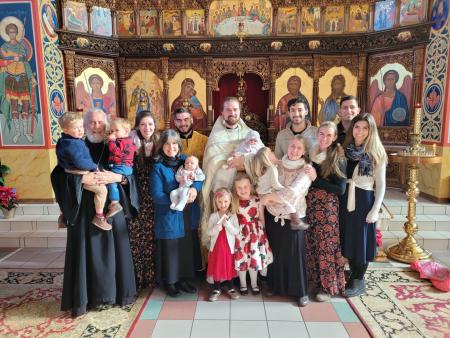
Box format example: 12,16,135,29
0,186,19,210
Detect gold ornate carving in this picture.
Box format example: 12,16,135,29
168,60,206,80
271,57,314,79
121,59,163,81
270,41,283,51
73,55,116,80
163,43,175,52
378,127,410,144
397,31,412,42
136,0,160,9
316,55,359,78
211,59,270,91
308,40,320,50
199,42,212,53
367,50,414,77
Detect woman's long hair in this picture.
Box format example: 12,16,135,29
251,147,274,178
134,110,160,158
343,113,387,165
317,121,345,179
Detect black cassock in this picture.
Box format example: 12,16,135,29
51,140,138,317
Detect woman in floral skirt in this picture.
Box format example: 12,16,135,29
128,111,159,291
305,121,346,301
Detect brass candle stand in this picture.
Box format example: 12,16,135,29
387,105,442,263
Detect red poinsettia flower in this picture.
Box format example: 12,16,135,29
0,187,19,210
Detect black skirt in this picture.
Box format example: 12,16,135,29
156,222,195,285
341,185,377,265
265,210,308,298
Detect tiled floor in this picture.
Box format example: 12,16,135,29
129,283,370,338
1,246,449,338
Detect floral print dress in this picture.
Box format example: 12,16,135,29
234,197,273,271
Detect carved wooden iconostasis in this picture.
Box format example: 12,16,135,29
57,0,432,186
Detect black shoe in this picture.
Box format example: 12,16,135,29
166,284,181,297
345,278,366,298
298,296,309,307
345,273,354,289
177,280,197,294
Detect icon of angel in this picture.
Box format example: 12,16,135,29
75,73,116,118
369,69,411,127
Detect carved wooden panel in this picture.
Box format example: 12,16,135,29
316,55,359,77
378,127,410,145
58,31,119,56
298,0,376,5
211,59,270,91
367,50,415,77
386,162,402,187
272,57,314,79
168,60,206,80
114,0,136,11
73,55,116,80
120,59,163,81
136,0,160,9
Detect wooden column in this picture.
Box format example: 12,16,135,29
369,2,375,32
63,50,76,111
395,0,401,27
205,9,209,36
117,57,128,117
205,58,214,129
412,46,425,108
162,57,170,129
312,56,320,125
268,57,277,145
60,0,67,30
272,6,278,35
357,53,367,112
87,3,93,34
111,9,118,37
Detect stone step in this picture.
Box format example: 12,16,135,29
14,204,60,216
381,214,450,232
381,231,450,251
0,214,59,232
0,229,67,248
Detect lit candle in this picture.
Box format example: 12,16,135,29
414,103,422,134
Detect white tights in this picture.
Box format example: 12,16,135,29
238,269,258,289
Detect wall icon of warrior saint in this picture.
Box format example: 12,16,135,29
275,75,311,130
75,70,116,118
0,15,42,145
369,66,412,127
171,78,207,130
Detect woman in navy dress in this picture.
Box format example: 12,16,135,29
149,129,203,297
341,113,387,297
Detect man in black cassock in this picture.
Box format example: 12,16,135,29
51,108,138,317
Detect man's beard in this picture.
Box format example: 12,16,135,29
86,132,105,143
177,126,193,138
224,116,239,127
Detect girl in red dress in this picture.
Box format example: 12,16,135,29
206,187,240,302
232,173,273,295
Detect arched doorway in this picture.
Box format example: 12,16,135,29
213,73,269,141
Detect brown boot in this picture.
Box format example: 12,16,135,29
290,213,310,230
106,202,123,218
92,215,112,231
58,214,66,228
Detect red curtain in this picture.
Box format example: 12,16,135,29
212,73,269,124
